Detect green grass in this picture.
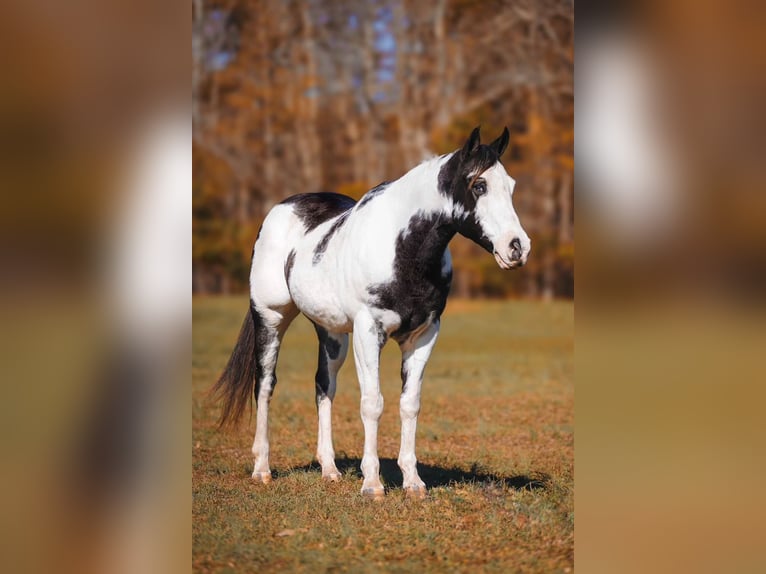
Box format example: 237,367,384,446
193,297,573,573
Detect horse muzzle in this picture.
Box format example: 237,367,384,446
493,236,529,270
493,250,526,270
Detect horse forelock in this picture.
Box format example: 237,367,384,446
465,146,501,179
437,146,500,208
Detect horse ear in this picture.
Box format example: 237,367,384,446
461,126,481,158
489,127,510,157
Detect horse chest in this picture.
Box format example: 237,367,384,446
367,251,452,342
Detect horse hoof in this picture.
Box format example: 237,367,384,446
252,471,272,484
404,485,427,499
361,487,385,500
322,472,342,483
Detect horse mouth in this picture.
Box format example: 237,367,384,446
494,251,523,270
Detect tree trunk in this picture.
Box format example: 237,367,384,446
361,10,385,184
454,268,471,299
192,0,203,135
432,0,448,127
558,170,572,244
299,2,322,188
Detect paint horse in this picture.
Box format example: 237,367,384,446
213,127,531,498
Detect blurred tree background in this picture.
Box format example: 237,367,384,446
193,0,573,298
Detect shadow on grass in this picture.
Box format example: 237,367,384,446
275,457,549,491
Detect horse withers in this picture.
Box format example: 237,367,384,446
213,126,531,499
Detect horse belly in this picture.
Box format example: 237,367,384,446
289,263,354,332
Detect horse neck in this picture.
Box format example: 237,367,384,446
393,155,453,216
389,156,457,264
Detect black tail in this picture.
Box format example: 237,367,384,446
211,308,258,429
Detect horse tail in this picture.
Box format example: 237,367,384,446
211,306,259,429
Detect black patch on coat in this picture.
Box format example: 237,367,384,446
281,192,356,232
284,249,296,283
315,324,342,360
372,319,388,348
250,300,279,400
437,145,499,253
313,211,350,264
313,324,342,395
367,212,454,343
356,181,390,209
455,211,493,252
400,362,409,391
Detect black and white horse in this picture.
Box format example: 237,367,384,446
214,127,530,498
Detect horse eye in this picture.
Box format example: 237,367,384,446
472,181,487,196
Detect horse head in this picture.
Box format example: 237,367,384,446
440,126,531,269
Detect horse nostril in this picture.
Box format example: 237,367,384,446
510,237,522,261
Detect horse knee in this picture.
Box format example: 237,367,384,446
399,394,420,420
360,394,384,420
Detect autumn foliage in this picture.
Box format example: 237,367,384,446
193,0,573,298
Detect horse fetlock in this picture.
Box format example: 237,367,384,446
253,451,270,473
316,450,332,465
361,455,380,477
317,452,341,481
399,461,423,491
251,444,269,458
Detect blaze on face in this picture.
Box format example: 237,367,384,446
438,126,531,269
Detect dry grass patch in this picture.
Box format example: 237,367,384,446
193,297,573,573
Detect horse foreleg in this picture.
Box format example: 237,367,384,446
352,311,386,499
398,320,440,498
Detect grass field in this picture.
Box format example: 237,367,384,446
193,297,573,573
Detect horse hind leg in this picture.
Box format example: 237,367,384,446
248,215,299,483
250,303,297,483
313,325,349,482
